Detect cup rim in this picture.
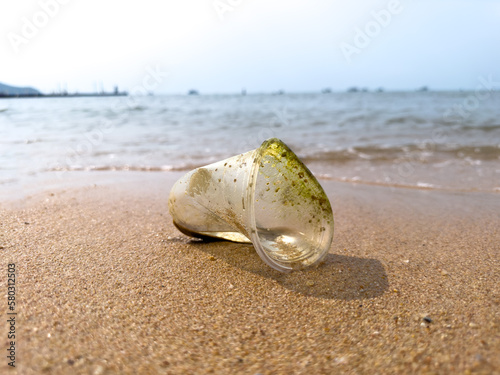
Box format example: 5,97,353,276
246,138,333,272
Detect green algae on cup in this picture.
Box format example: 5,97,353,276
168,138,334,272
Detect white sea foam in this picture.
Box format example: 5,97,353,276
417,182,435,189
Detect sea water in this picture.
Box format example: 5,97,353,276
1,91,499,193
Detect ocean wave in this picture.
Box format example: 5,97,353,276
460,124,500,132
385,115,427,125
37,161,500,194
301,144,500,163
44,163,205,173
127,105,148,111
315,174,500,193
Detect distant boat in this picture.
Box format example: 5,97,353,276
347,87,359,93
417,86,429,92
188,89,199,95
322,88,332,94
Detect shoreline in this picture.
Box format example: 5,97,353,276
1,169,499,208
1,172,499,374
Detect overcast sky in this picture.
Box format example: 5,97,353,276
1,0,500,94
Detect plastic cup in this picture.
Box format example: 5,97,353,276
168,138,334,272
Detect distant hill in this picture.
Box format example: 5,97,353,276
0,82,41,96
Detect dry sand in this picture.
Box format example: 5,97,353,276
1,172,499,374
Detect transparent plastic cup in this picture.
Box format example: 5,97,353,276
168,138,334,272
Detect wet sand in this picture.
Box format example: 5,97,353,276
1,172,499,374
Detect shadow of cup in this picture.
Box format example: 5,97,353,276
187,240,388,300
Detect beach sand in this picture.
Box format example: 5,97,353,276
1,172,499,374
